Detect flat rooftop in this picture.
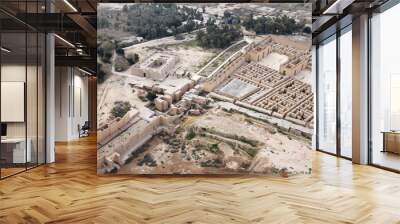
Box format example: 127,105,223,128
140,53,177,71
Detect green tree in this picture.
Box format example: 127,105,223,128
145,91,157,101
122,5,128,13
100,41,114,63
303,26,311,34
243,15,306,35
97,63,106,83
116,47,124,55
197,23,242,49
184,19,196,33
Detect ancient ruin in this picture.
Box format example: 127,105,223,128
207,35,313,128
130,53,178,81
97,5,313,176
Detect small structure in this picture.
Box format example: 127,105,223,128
192,95,208,106
162,95,173,105
245,35,311,77
168,105,180,116
189,109,201,116
155,98,169,112
131,53,178,81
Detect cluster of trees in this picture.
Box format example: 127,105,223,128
196,22,242,49
97,37,140,83
115,48,139,72
138,91,157,102
123,4,203,40
97,37,114,84
98,17,111,29
116,47,139,63
242,14,306,35
98,40,114,63
221,11,241,25
180,5,203,21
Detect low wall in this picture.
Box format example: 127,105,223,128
203,55,247,92
97,110,139,146
98,115,177,172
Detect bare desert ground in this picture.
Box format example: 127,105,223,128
124,33,220,75
118,108,312,175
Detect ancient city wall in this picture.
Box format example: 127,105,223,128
98,115,177,171
202,54,247,92
270,35,311,51
97,110,140,146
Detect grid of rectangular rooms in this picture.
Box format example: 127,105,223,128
215,36,313,128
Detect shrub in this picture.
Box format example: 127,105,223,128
200,159,223,168
114,55,130,72
100,41,114,63
175,34,184,40
185,129,196,140
111,101,131,118
97,63,106,83
138,154,157,167
138,95,148,102
207,143,220,154
116,47,124,55
145,91,157,101
102,52,113,63
303,26,311,34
